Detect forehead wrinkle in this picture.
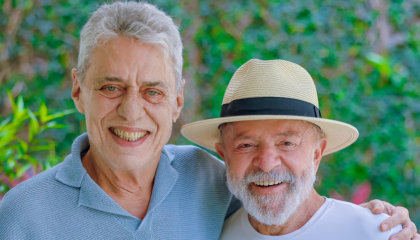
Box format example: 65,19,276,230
277,131,300,137
232,129,301,142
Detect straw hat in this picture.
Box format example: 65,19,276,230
181,59,359,155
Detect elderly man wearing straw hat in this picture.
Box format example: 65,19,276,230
181,59,419,239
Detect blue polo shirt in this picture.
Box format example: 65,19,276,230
0,133,242,239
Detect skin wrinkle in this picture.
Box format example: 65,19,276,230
92,77,172,97
71,37,185,219
216,119,327,236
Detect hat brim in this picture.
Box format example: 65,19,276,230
181,115,359,155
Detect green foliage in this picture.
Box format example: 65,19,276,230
0,90,75,194
0,0,419,225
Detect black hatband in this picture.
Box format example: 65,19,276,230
220,97,322,118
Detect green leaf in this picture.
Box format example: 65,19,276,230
10,95,27,120
39,101,48,123
6,158,16,171
0,132,17,148
29,145,53,152
21,155,39,165
43,109,77,122
5,149,13,160
16,95,24,113
31,139,52,144
365,52,392,77
16,164,32,178
0,116,12,128
40,121,68,131
0,122,18,132
7,90,17,114
18,140,29,153
44,158,51,170
28,110,40,142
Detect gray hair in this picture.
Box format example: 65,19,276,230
77,1,183,92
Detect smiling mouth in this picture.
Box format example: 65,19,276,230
254,181,283,187
110,127,148,142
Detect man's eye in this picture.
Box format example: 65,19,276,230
284,142,293,146
106,86,117,91
148,90,158,96
142,89,164,103
240,144,252,148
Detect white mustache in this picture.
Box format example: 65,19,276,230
243,168,297,185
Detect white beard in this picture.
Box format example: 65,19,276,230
226,159,316,226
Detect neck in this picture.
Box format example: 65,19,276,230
249,189,325,236
82,146,160,220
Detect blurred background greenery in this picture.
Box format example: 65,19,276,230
0,0,419,225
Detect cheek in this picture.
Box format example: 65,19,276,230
282,152,311,176
144,102,173,123
100,99,117,114
227,155,251,179
87,94,120,123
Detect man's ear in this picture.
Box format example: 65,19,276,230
313,138,327,173
215,142,226,161
172,79,185,123
71,68,85,114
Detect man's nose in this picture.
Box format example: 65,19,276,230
118,88,146,122
254,145,281,173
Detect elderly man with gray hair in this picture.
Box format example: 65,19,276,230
0,2,417,240
181,59,419,239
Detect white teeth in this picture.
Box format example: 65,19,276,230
111,127,147,142
254,181,283,186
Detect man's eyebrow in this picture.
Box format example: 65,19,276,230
95,76,123,85
94,78,170,90
232,131,299,141
232,133,254,141
143,81,169,90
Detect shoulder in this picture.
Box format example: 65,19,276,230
1,163,61,204
323,198,401,239
220,207,257,240
328,198,389,221
164,144,223,162
163,144,226,188
164,144,225,173
163,144,242,219
0,161,77,219
0,163,66,235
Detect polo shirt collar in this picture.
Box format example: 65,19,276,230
55,133,179,220
147,146,178,215
55,133,89,188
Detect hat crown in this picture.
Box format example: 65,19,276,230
223,59,319,108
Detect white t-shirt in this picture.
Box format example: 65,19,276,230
220,198,402,240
